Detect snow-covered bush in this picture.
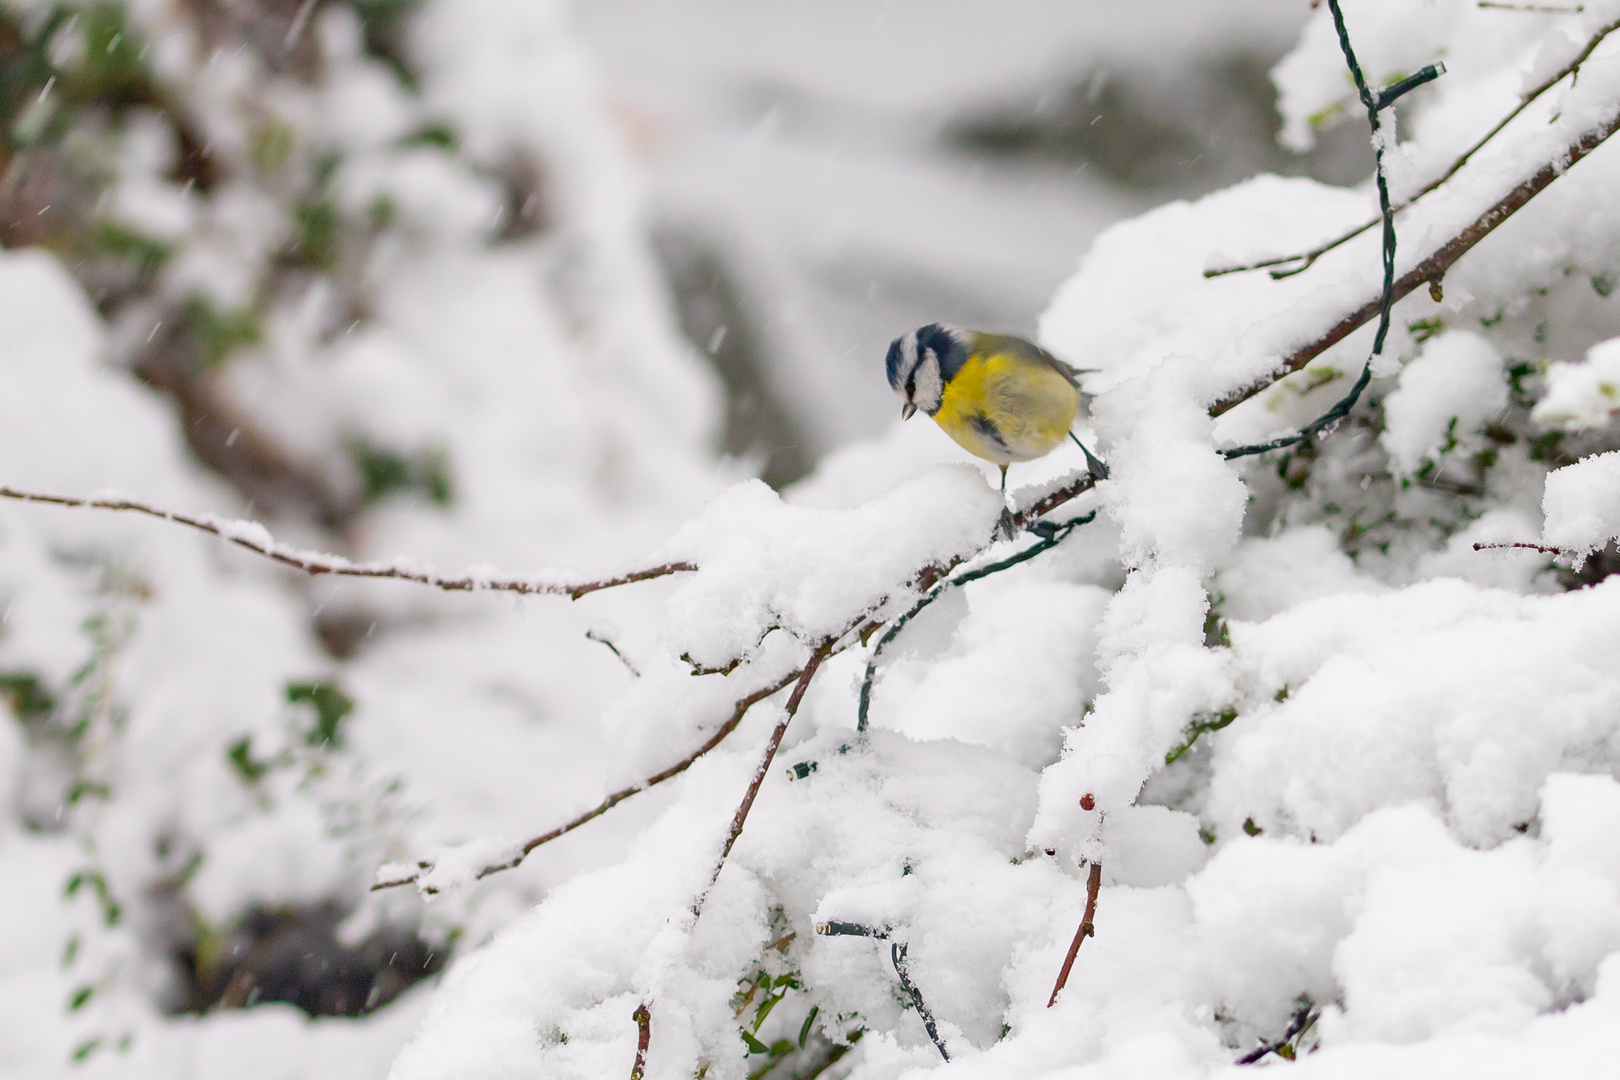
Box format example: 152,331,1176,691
0,0,726,1073
386,3,1620,1077
8,1,1620,1079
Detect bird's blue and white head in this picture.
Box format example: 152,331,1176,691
886,323,969,420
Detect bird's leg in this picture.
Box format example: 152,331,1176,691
996,464,1016,540
1069,432,1109,481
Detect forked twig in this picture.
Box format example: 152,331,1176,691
372,665,807,891
1047,861,1104,1007
816,921,949,1061
857,512,1097,732
0,485,694,599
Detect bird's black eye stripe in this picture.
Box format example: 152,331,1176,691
905,374,916,398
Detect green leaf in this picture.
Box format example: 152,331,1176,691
753,990,784,1029
287,681,356,748
226,737,269,784
740,1030,770,1055
1165,707,1238,765
400,123,458,151
68,984,93,1011
0,672,56,722
178,297,261,367
798,1006,819,1049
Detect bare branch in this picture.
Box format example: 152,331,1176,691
692,642,833,917
630,1002,651,1080
372,664,808,891
0,485,694,599
1477,2,1585,12
1205,18,1620,281
1047,861,1104,1008
1473,540,1574,556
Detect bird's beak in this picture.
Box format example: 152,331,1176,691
901,403,917,421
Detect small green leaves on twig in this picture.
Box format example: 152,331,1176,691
1165,707,1239,765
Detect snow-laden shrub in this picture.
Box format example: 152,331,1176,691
380,3,1620,1077
10,1,1620,1079
0,0,727,1072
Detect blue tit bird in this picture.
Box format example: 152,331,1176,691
885,323,1107,493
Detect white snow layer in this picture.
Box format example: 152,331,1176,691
1544,452,1620,553
393,1,1620,1075
9,2,1620,1080
1535,335,1620,430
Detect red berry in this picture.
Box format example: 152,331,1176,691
1080,794,1095,811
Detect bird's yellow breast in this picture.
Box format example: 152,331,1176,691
932,349,1080,465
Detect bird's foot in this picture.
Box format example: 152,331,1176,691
1068,432,1109,481
1081,444,1109,481
996,507,1018,541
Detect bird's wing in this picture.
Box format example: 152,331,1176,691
1042,351,1087,387
991,334,1092,389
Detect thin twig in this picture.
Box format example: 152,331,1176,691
372,665,806,891
692,643,832,917
1478,2,1584,12
630,1002,652,1080
815,921,949,1061
587,629,641,677
890,942,949,1061
857,512,1097,732
283,0,319,49
0,485,695,599
1047,861,1104,1007
1473,540,1573,556
1205,18,1618,280
1235,1000,1318,1065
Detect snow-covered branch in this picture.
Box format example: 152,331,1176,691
372,662,811,893
0,485,695,599
376,472,1103,894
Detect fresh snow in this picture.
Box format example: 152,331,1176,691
5,2,1620,1080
